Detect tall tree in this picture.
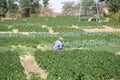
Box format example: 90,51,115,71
20,0,32,17
7,0,19,13
82,0,93,16
0,0,8,17
43,0,49,7
31,0,40,14
107,0,120,13
82,0,93,6
20,0,41,17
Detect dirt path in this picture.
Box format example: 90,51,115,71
0,25,59,34
64,47,86,51
83,26,120,32
0,31,59,35
42,25,59,34
19,54,47,80
0,26,120,34
115,52,120,55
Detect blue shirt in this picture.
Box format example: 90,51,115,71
53,40,62,50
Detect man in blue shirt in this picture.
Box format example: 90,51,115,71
53,37,64,50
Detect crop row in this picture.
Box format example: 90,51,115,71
0,51,26,80
0,16,120,32
0,32,119,37
63,39,109,47
0,32,119,48
35,50,120,80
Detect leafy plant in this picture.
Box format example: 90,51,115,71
109,11,120,22
0,51,26,80
0,16,120,32
35,50,120,80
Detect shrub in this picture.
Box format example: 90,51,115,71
109,11,120,22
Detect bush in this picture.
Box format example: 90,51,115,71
109,11,120,22
107,0,120,13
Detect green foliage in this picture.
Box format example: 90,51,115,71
7,0,19,13
107,0,120,13
0,18,48,32
0,16,120,80
43,0,49,7
0,7,4,16
9,4,19,13
0,47,11,52
20,0,32,8
31,73,42,80
20,0,40,17
0,0,19,16
63,39,108,48
0,16,120,32
31,2,40,14
0,32,120,48
109,11,120,22
35,50,120,80
82,0,93,6
0,0,7,17
0,51,26,80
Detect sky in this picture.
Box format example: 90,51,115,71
40,0,76,13
39,0,101,13
49,0,76,13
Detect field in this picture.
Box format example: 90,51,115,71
0,16,120,80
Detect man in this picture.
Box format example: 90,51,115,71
53,37,64,50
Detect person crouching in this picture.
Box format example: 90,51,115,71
53,37,64,50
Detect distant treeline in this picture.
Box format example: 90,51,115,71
0,0,49,18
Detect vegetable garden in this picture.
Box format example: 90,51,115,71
0,16,120,80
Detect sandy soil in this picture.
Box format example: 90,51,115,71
0,26,120,34
19,54,47,80
115,52,120,55
83,26,120,32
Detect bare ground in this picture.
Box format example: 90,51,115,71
64,47,86,51
0,25,59,34
19,54,47,80
36,44,52,51
0,26,120,34
115,52,120,55
83,26,120,32
42,25,59,34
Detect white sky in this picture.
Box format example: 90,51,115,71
40,0,76,13
40,0,100,13
49,0,76,13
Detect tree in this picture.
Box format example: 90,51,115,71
31,0,40,14
7,0,19,13
82,0,93,6
0,0,8,17
62,1,74,15
82,0,93,16
20,0,41,17
107,0,120,13
0,0,41,18
20,0,31,17
0,0,19,18
43,0,49,7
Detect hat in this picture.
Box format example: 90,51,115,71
59,37,64,41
